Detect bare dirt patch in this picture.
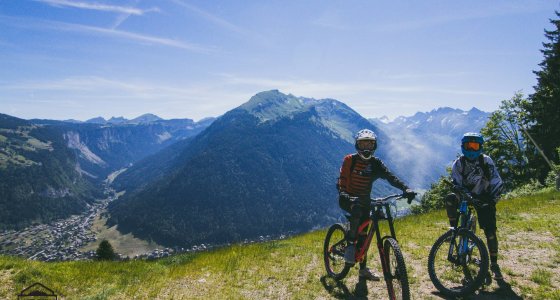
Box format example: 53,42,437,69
0,270,14,298
80,215,162,257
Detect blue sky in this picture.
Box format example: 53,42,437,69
0,0,559,121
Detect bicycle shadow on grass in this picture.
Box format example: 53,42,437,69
430,279,522,300
320,275,369,299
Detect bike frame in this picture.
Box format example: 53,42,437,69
354,195,400,279
448,196,477,264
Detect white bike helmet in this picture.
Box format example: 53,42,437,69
355,129,377,160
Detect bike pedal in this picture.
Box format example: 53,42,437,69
484,272,492,286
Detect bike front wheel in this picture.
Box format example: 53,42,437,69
383,238,410,300
427,229,489,297
323,223,351,280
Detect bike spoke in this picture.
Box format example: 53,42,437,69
428,230,489,297
324,224,350,279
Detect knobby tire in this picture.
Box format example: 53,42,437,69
427,229,489,298
383,238,410,300
324,223,351,280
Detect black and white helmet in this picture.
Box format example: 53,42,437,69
354,129,377,160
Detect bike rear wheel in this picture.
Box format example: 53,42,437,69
427,229,489,297
324,223,351,280
383,238,410,300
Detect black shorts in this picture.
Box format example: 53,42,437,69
445,193,497,233
339,196,369,222
475,203,497,232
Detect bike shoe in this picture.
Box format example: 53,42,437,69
490,263,503,280
359,268,381,281
344,243,355,265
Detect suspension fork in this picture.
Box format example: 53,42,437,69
385,203,397,240
374,214,397,298
373,216,390,275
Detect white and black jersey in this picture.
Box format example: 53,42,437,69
451,154,504,202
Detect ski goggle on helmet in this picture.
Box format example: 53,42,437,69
355,129,377,160
461,132,484,160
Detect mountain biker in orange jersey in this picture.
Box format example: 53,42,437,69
446,132,504,280
337,129,416,281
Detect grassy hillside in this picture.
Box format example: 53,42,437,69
1,190,559,299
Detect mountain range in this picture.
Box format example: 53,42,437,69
0,114,99,229
108,91,388,246
0,91,490,247
107,91,490,247
0,114,214,229
370,107,490,188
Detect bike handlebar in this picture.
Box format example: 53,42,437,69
348,193,406,207
443,179,489,208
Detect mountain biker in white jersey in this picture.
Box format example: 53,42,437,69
445,132,505,280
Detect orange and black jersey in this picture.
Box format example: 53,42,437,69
338,154,408,197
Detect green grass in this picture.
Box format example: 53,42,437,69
530,268,552,286
1,190,559,299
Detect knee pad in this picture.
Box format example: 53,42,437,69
445,194,459,219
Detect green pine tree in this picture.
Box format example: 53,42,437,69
481,92,534,191
526,11,560,180
96,240,116,261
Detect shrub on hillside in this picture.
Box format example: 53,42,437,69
503,179,548,200
96,240,116,261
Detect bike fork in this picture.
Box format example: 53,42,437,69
447,230,462,264
378,244,396,299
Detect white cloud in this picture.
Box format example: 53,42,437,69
313,2,551,33
0,76,246,120
169,0,265,43
59,22,216,53
0,74,504,121
170,0,244,34
33,0,159,15
0,15,218,53
217,74,502,98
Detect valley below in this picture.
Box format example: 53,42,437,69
0,186,118,261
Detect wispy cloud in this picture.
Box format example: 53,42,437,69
170,0,245,34
0,76,242,105
33,0,159,15
217,74,501,97
169,0,266,43
0,77,213,98
0,15,218,53
0,74,502,121
0,76,245,120
369,70,471,80
313,2,552,33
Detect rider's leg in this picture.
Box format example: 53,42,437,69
477,204,498,263
347,203,363,242
485,229,499,264
357,219,369,269
358,243,380,281
445,193,459,227
344,203,364,263
478,204,503,279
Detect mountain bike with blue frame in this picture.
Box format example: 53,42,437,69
427,183,491,297
323,193,411,300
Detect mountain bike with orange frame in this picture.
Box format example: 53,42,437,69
323,193,411,300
